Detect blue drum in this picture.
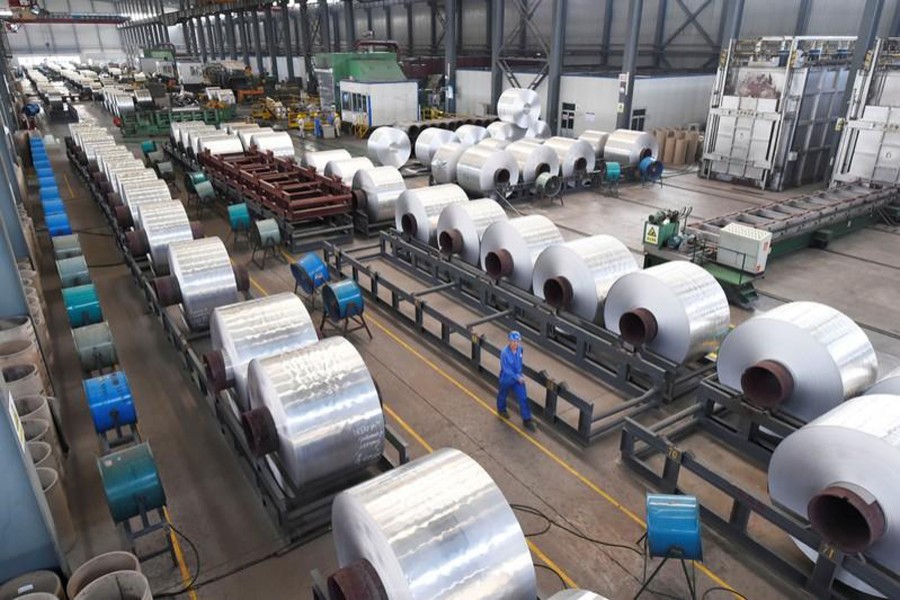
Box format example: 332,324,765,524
291,253,331,295
46,212,73,237
84,371,137,434
322,279,365,321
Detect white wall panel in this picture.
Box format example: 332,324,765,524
633,75,715,129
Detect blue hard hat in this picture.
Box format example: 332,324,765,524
508,331,521,341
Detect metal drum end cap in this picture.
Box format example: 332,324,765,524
190,221,205,239
241,407,279,457
327,559,389,600
807,482,886,554
619,307,659,346
233,265,250,292
741,360,794,408
125,230,150,256
153,275,182,306
351,189,368,211
114,205,133,228
203,350,228,392
543,276,574,309
439,228,463,256
485,249,514,279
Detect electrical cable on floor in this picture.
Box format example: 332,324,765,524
86,260,126,268
533,562,568,591
701,587,749,600
154,521,201,598
511,503,643,556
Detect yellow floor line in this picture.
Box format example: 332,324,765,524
528,540,579,589
163,506,199,600
383,404,433,453
62,173,75,199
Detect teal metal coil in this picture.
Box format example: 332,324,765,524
605,162,622,182
62,283,103,327
323,280,365,321
72,321,118,372
97,443,166,522
252,219,281,247
227,203,251,230
52,234,82,260
194,180,216,200
56,255,91,288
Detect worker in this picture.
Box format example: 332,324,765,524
297,116,306,139
313,115,323,138
333,113,342,137
497,331,535,431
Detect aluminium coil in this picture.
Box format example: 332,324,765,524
579,130,611,158
324,157,375,184
304,149,352,172
367,126,411,167
478,137,511,151
525,119,552,140
486,120,527,142
479,215,564,290
414,128,458,166
120,180,172,223
454,124,489,146
111,169,158,202
224,122,260,135
543,137,596,177
395,184,469,246
191,131,230,156
133,201,197,275
497,88,542,129
178,123,210,148
112,94,135,116
603,129,660,167
716,301,877,422
162,238,242,331
769,394,900,597
239,126,273,150
532,236,639,323
505,139,561,183
548,592,610,600
603,261,730,364
436,198,508,266
198,135,244,157
866,367,900,396
352,166,406,222
456,146,520,195
249,131,295,157
430,142,469,184
245,336,384,488
132,88,154,109
332,448,536,600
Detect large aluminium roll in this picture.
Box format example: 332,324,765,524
543,137,596,177
324,157,375,184
437,198,508,265
249,131,294,157
603,129,660,167
368,126,411,167
331,448,536,600
129,201,199,274
154,238,247,331
603,262,730,364
867,367,900,395
579,130,610,158
395,184,469,245
198,135,244,157
547,592,610,600
716,301,877,422
497,88,542,129
525,119,552,140
352,166,406,222
204,292,318,407
480,215,564,289
505,139,560,183
66,551,142,599
478,138,511,151
242,336,385,488
304,149,352,172
532,236,639,323
486,120,527,142
454,124,489,145
456,146,520,195
72,571,151,600
414,128,458,166
118,180,172,227
430,142,468,184
768,394,900,597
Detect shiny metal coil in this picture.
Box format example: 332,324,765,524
209,292,318,408
505,139,560,183
167,238,240,330
121,180,172,223
198,135,244,157
525,119,552,140
478,138,511,151
479,215,564,289
414,128,458,166
395,184,469,245
603,129,660,167
579,130,610,158
368,127,412,167
543,137,596,177
112,169,157,199
224,122,260,135
332,448,536,600
532,236,639,323
113,94,135,115
178,123,210,147
187,127,218,154
454,124,489,146
430,142,469,184
497,88,542,129
247,336,384,487
456,146,520,194
716,302,877,422
866,366,900,395
548,592,610,600
436,198,508,265
769,394,900,597
304,149,353,172
132,88,154,108
603,262,730,364
324,157,375,184
352,166,406,222
249,131,295,157
136,201,194,274
486,121,527,142
239,126,272,150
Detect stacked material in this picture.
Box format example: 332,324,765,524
430,142,469,184
454,124,489,146
543,137,595,177
415,128,458,165
304,149,353,172
653,127,701,165
505,139,560,183
128,201,202,274
497,88,542,129
324,157,375,185
579,130,610,158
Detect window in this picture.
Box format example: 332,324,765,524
631,108,646,131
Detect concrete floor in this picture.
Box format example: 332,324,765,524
29,104,900,600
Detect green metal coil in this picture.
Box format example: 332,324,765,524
72,321,118,372
56,255,91,288
194,180,216,200
51,234,82,260
252,218,281,248
62,283,103,328
97,443,166,523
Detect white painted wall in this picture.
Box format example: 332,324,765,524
632,75,715,130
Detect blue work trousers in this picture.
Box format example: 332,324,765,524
497,377,532,421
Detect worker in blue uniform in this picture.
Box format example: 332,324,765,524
497,331,536,431
313,115,323,138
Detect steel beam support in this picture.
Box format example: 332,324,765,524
366,7,373,34
616,0,642,129
332,7,341,52
182,21,193,55
299,0,315,91
445,0,458,113
838,0,885,118
225,12,237,60
318,0,331,54
490,0,504,109
601,0,613,66
654,0,668,69
891,2,900,36
265,6,279,80
518,0,528,53
546,0,566,134
238,11,250,67
345,0,356,49
254,10,265,75
406,1,414,55
385,5,393,40
721,0,744,46
282,2,295,81
795,0,812,35
431,1,438,53
196,16,208,62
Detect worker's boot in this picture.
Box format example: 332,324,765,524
498,409,510,419
524,419,536,432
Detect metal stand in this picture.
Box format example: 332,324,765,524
227,224,251,249
121,502,177,565
98,422,142,454
319,309,372,340
251,237,286,270
634,532,696,600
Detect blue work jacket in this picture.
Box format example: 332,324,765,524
499,345,524,384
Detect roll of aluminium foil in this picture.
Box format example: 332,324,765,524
603,261,730,364
478,138,511,151
167,237,240,330
247,336,384,488
187,127,219,154
395,184,469,245
304,149,352,172
486,120,527,142
324,157,375,185
505,139,561,183
436,198,508,266
352,166,406,222
179,123,211,148
135,201,194,274
579,130,611,158
133,88,154,108
716,301,878,422
479,215,564,290
430,142,469,184
112,169,158,200
547,592,610,600
239,126,273,150
248,131,295,157
198,135,244,157
543,137,596,177
454,124,489,146
769,394,900,597
225,122,260,135
414,128,458,166
532,235,639,323
497,88,542,129
603,129,660,167
866,366,900,395
331,448,536,600
121,180,172,224
368,126,411,167
525,119,552,140
456,146,520,195
209,292,318,407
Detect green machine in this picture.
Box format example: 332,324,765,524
313,51,407,109
118,106,236,138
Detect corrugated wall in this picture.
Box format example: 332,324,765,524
6,0,125,61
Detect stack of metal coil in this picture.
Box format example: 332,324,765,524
128,201,203,274
249,131,295,157
352,166,407,222
480,215,564,289
497,88,542,129
430,142,469,184
505,139,560,183
543,137,596,177
579,130,610,158
324,157,375,185
304,149,352,172
437,198,508,265
116,179,172,228
454,124,489,146
486,121,526,142
395,184,469,245
415,128,458,166
456,145,520,195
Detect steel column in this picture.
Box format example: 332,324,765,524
318,0,331,52
654,0,668,69
490,0,504,110
721,0,744,46
616,0,642,129
0,139,29,261
795,0,812,35
182,21,193,55
196,15,208,63
547,0,566,134
282,2,295,81
299,0,315,91
265,6,279,80
518,0,527,53
345,0,356,50
891,1,900,36
838,0,885,118
601,0,613,66
225,12,237,60
332,6,341,52
215,14,226,59
406,1,413,55
445,0,458,113
385,5,393,39
238,11,250,67
254,10,265,75
431,1,438,54
366,7,373,34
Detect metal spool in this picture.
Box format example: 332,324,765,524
187,127,218,154
119,180,172,227
543,137,596,177
3,363,44,398
414,128,458,166
430,142,469,184
198,135,244,157
227,203,251,230
331,448,536,600
193,180,216,201
0,571,65,600
506,139,561,183
322,280,365,321
436,198,508,265
56,255,90,288
97,443,166,523
114,94,135,115
769,394,900,596
204,293,318,405
291,253,331,295
716,302,877,422
225,122,260,135
497,88,542,128
52,234,82,260
478,137,511,151
533,236,639,323
480,215,564,289
526,119,552,140
252,219,282,247
131,201,198,275
547,591,610,600
486,120,527,142
249,131,295,157
866,367,900,396
67,552,141,600
242,336,384,488
84,371,136,434
395,184,469,245
38,175,57,189
603,129,660,167
368,127,412,167
186,171,208,192
72,322,118,373
603,261,730,364
456,146,520,195
352,166,406,222
156,238,246,331
304,149,352,172
39,187,60,202
579,130,610,158
72,571,152,600
324,157,375,185
454,124,489,145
